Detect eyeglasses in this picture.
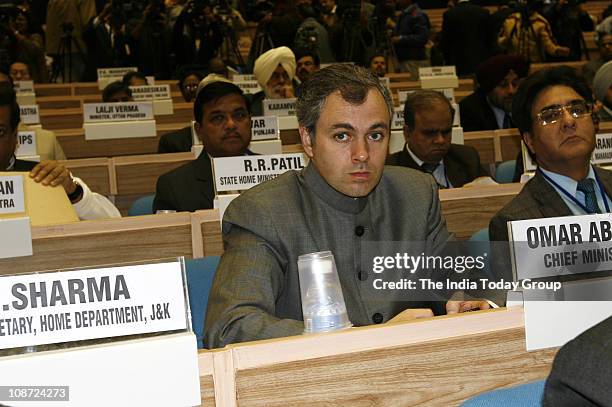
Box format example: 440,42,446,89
536,100,593,126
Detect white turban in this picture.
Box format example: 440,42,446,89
196,74,233,97
593,61,612,103
253,47,297,88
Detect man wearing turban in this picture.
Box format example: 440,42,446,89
250,46,297,116
459,54,530,132
593,61,612,122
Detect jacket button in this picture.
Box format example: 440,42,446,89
355,225,365,236
372,313,383,324
358,270,368,281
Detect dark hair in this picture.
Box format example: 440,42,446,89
193,81,248,123
177,68,204,88
403,90,455,131
102,81,132,102
0,82,20,132
368,53,386,65
0,65,12,84
512,66,593,135
295,49,320,67
122,71,148,86
296,64,393,140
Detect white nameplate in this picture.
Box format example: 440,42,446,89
0,217,32,259
398,88,455,106
129,84,171,100
19,105,39,125
213,153,306,192
13,80,34,94
0,260,189,350
509,214,612,281
83,102,154,123
278,115,298,130
593,133,612,165
84,120,156,140
233,74,256,82
248,139,282,155
251,116,280,141
263,98,297,116
419,66,456,77
419,66,459,89
235,80,262,95
97,67,138,79
16,131,37,157
0,175,25,214
391,109,404,130
389,130,405,154
452,126,464,144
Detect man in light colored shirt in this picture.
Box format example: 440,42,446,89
387,90,489,188
490,66,612,242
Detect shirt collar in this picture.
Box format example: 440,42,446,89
405,144,443,167
303,163,368,214
539,165,597,197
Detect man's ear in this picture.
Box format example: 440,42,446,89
194,121,204,143
299,126,314,159
402,124,410,143
523,131,536,156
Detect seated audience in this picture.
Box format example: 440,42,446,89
153,81,253,212
204,65,488,349
583,27,612,85
369,54,387,78
387,90,489,188
250,46,297,116
158,73,230,154
459,55,529,132
122,71,148,87
593,61,612,122
207,57,229,78
295,50,320,84
9,61,31,82
489,66,608,244
0,83,119,220
177,68,204,103
102,81,133,103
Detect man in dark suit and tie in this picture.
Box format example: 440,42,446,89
489,66,612,243
153,81,253,212
387,90,489,188
459,54,529,132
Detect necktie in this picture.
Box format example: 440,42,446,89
503,113,513,129
420,162,438,174
577,179,601,214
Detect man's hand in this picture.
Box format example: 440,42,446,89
29,160,76,194
446,300,490,314
387,308,434,324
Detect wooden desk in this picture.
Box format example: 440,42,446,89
440,183,523,239
203,308,556,407
0,212,198,275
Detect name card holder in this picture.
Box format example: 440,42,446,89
0,259,200,406
251,116,280,141
19,105,40,125
278,115,298,130
389,131,405,154
83,102,156,141
391,109,404,130
263,98,297,117
214,193,240,222
248,139,283,155
16,131,37,158
16,93,36,106
97,67,138,90
0,217,32,259
235,80,262,95
130,85,173,116
452,126,464,145
419,66,459,89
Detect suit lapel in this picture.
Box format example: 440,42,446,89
529,171,573,217
594,167,612,212
443,147,467,187
193,153,215,206
399,145,420,170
